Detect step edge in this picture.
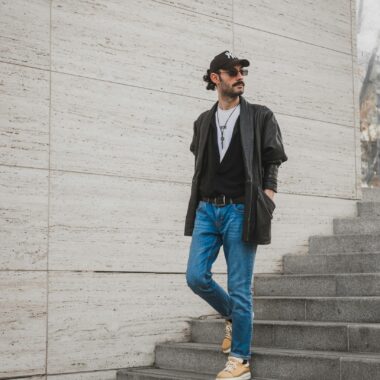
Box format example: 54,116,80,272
255,273,380,278
252,295,380,299
284,252,380,258
309,233,380,239
334,217,380,221
156,342,380,360
191,319,380,328
117,366,214,379
118,366,277,380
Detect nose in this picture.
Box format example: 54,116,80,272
235,70,244,82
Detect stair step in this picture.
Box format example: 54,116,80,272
191,318,380,353
252,296,380,323
362,188,380,202
155,342,380,380
118,366,210,380
333,217,380,234
357,201,380,217
117,366,276,379
283,252,380,274
253,273,380,296
309,234,380,254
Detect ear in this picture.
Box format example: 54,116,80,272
210,72,220,86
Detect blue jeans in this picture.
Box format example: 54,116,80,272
186,200,257,360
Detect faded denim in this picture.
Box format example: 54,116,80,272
186,200,257,360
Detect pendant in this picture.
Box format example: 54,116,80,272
220,125,226,149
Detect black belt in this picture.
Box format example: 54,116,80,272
201,194,245,206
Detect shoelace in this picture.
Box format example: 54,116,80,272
224,359,238,373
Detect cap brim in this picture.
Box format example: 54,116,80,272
239,59,250,67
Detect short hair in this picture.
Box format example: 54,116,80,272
203,69,217,91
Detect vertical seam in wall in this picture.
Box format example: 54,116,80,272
232,0,234,51
349,0,359,198
45,0,52,375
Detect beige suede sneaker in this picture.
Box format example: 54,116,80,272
215,356,251,380
221,320,232,353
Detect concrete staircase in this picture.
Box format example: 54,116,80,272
117,188,380,380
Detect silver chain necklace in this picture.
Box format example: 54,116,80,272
216,104,239,149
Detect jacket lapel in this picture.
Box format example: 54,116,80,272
194,100,218,177
239,95,254,182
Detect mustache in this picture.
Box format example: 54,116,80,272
234,81,245,86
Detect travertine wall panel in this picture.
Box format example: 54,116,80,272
0,166,48,270
0,62,50,168
235,25,354,127
0,271,46,378
8,377,45,380
47,272,226,373
49,372,115,379
234,0,352,54
155,0,232,21
48,171,196,272
51,0,232,99
350,0,362,198
277,114,357,198
50,72,206,182
0,0,50,69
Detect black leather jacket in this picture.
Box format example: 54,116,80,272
184,95,288,244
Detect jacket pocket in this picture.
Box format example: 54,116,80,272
263,190,276,213
254,186,274,244
258,186,276,217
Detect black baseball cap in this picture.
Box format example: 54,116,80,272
209,50,250,73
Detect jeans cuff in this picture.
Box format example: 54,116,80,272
229,351,251,361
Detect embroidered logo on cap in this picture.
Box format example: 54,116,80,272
225,51,237,59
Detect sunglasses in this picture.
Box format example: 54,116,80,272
218,68,248,77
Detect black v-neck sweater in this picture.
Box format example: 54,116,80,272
199,112,246,198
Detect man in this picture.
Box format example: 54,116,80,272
184,50,287,380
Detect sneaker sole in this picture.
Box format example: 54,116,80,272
222,347,231,353
215,372,251,380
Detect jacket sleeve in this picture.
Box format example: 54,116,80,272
261,109,288,193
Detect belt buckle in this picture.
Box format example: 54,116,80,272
215,194,226,207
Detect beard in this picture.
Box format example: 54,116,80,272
219,80,245,98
